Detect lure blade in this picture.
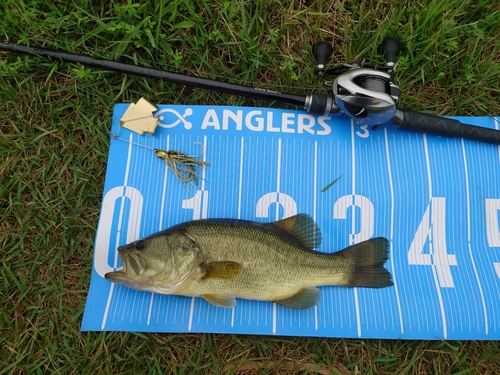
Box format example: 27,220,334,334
119,98,159,135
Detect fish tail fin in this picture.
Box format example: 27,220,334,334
339,237,393,288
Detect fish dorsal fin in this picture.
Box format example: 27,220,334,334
202,294,237,308
201,261,242,280
273,287,320,310
269,214,322,249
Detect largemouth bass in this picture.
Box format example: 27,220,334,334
105,214,392,309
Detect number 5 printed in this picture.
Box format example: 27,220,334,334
486,199,500,279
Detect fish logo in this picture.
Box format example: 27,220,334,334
154,107,193,129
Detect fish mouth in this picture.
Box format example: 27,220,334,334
104,245,200,295
122,246,147,276
105,246,146,281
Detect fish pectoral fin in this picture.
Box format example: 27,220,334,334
201,261,242,280
202,294,237,308
273,287,320,310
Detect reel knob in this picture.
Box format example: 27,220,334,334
380,38,401,67
312,41,333,72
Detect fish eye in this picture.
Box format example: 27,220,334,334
135,240,146,250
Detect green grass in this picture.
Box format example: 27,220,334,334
1,0,500,374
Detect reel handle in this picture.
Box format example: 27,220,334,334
313,41,333,72
394,110,500,144
380,38,401,67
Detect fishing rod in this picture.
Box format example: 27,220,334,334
1,39,499,145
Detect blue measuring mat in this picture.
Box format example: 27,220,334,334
81,104,500,339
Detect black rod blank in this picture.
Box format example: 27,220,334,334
0,42,307,108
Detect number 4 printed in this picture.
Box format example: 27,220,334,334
407,197,458,288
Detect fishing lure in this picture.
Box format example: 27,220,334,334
111,133,209,191
153,143,210,191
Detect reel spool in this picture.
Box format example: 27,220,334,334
333,68,401,126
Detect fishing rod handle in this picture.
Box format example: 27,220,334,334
394,110,500,145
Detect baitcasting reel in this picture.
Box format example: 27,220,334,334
307,38,402,126
333,68,401,126
303,38,500,144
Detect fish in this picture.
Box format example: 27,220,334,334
105,214,393,310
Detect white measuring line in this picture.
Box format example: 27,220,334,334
423,135,448,339
101,133,135,330
384,129,404,334
313,140,319,331
146,135,171,326
350,121,362,337
461,138,488,335
232,136,245,328
237,137,245,220
135,139,153,324
187,135,208,332
272,138,282,335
